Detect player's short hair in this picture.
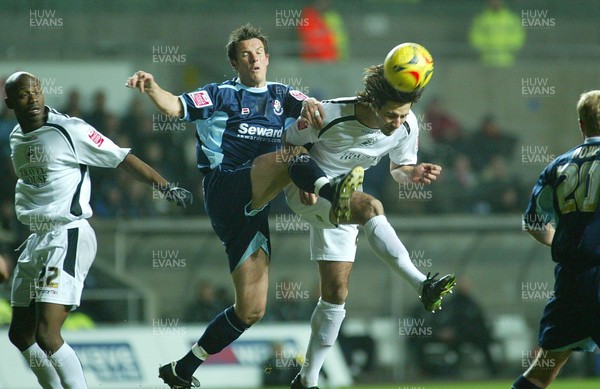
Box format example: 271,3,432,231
5,71,39,97
577,90,600,136
226,24,269,61
357,65,423,109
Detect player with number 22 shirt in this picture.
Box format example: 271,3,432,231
6,71,191,389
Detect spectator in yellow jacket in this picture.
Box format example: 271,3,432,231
469,0,526,67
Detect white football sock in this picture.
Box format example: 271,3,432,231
364,215,426,293
48,342,88,389
300,298,346,388
21,343,62,389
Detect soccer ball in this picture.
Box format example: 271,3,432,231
383,42,434,92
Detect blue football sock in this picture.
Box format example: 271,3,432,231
512,375,541,389
318,184,334,202
175,306,250,379
288,153,333,201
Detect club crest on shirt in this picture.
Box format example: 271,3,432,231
357,138,376,148
88,129,105,147
189,90,213,108
273,99,283,116
289,90,308,101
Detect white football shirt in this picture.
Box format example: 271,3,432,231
10,107,131,226
284,97,418,177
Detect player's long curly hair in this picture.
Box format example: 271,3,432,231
357,65,423,109
226,24,269,61
577,90,600,136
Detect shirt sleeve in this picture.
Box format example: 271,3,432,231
67,119,130,168
389,112,419,166
283,87,308,122
284,100,339,146
284,118,320,145
179,85,217,122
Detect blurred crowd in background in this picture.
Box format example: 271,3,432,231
0,85,529,254
0,0,533,251
1,1,592,383
363,95,527,216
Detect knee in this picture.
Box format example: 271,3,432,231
34,326,63,353
321,284,348,305
235,300,266,325
8,326,34,352
356,197,384,225
237,307,265,326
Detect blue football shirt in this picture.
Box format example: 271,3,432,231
524,136,600,264
179,79,307,172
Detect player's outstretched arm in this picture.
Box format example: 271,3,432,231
126,70,183,118
391,162,442,185
118,154,193,207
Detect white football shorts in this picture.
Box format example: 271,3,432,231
284,184,358,262
11,219,97,310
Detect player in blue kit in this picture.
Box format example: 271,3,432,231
126,24,355,388
513,90,600,389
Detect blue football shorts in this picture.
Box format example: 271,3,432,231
202,162,271,272
538,263,600,352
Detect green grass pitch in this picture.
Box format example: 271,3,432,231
265,377,599,389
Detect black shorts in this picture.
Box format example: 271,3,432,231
202,162,271,272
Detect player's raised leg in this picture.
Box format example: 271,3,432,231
250,145,365,224
328,166,364,224
9,304,62,389
287,156,365,224
293,261,351,389
512,348,571,389
248,145,308,214
346,191,455,311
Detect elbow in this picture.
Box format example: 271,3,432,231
164,106,183,119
